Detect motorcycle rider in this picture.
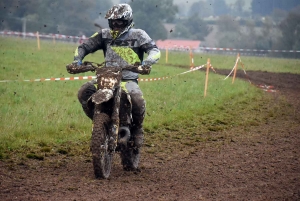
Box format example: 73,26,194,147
66,3,161,163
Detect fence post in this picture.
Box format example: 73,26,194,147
204,58,210,97
232,53,240,84
166,47,168,63
189,46,194,69
36,31,40,50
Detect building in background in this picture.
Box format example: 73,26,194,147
156,39,201,50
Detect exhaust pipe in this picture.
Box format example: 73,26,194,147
118,127,131,147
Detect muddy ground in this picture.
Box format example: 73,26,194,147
1,70,300,201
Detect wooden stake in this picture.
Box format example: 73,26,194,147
232,53,240,84
189,47,194,69
166,48,168,63
36,31,40,50
204,58,210,97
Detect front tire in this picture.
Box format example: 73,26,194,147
91,113,112,179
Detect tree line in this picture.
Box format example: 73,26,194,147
1,0,299,53
0,0,112,37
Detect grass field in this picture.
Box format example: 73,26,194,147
0,37,299,159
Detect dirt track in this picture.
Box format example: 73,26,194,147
1,70,300,201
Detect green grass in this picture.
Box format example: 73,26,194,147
159,50,300,74
0,37,298,159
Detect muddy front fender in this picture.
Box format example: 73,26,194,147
90,89,114,105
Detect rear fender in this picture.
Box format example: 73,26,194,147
90,89,114,104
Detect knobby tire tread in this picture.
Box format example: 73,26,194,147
91,113,112,179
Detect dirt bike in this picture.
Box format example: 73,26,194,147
76,61,151,179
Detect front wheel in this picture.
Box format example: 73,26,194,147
91,112,112,179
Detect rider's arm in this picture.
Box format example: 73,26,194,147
143,45,161,65
67,32,104,74
74,32,104,62
139,31,161,65
136,41,160,75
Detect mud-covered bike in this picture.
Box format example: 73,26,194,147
66,61,151,179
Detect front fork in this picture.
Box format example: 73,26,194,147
93,86,132,152
108,87,122,151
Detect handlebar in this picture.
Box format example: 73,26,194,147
66,61,151,75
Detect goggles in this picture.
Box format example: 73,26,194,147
110,20,127,28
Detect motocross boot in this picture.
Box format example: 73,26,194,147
131,111,145,149
125,81,145,148
131,125,144,149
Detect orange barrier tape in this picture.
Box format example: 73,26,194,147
218,55,278,93
0,65,206,83
0,76,95,83
257,85,277,93
199,47,300,53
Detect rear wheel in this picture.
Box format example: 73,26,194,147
91,112,112,179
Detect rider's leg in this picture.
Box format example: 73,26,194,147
123,81,145,148
77,80,97,120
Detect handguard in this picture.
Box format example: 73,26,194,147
66,63,96,74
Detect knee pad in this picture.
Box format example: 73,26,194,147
77,81,97,119
77,81,97,104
